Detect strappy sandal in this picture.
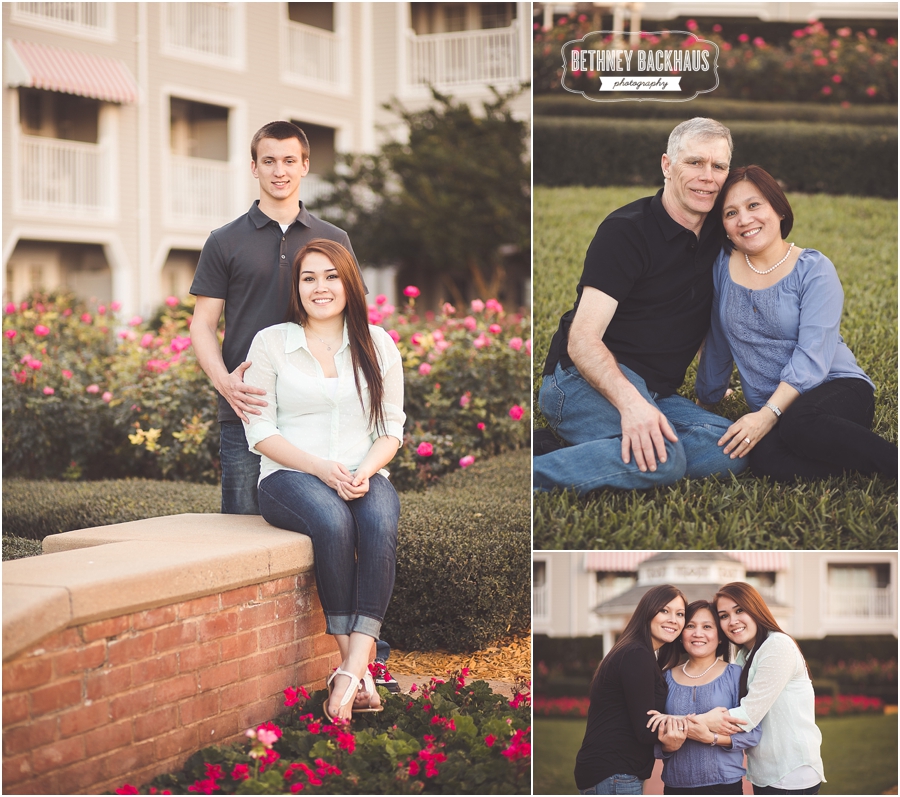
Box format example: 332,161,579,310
354,670,384,714
323,667,360,722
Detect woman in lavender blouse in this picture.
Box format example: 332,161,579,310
651,600,761,795
695,165,897,482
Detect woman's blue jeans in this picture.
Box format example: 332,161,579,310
579,773,644,794
535,362,747,494
258,469,400,638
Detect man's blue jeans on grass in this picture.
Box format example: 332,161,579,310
220,421,261,515
534,362,748,494
258,470,400,638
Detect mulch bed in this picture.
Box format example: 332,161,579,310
387,634,530,684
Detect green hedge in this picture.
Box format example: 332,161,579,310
534,118,898,197
534,95,899,125
2,449,530,653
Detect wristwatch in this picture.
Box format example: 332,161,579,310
764,402,782,419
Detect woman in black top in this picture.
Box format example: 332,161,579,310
574,584,687,795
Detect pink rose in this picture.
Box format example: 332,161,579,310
62,369,73,379
128,316,143,327
416,442,433,457
410,333,424,347
5,329,16,341
485,299,503,313
140,333,155,348
388,329,401,344
86,384,100,393
98,304,107,315
27,359,42,370
34,325,50,337
508,337,523,351
375,294,387,305
418,363,432,375
459,455,475,468
111,301,121,311
473,334,489,349
525,339,532,356
102,391,113,403
477,422,486,431
4,302,16,314
442,302,456,315
508,405,524,421
470,299,485,313
381,303,395,316
81,313,92,324
463,316,477,331
403,285,420,298
368,308,384,324
43,386,55,395
165,296,179,307
488,324,502,334
169,336,191,353
459,392,471,408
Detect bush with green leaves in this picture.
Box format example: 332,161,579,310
2,292,530,491
116,674,531,795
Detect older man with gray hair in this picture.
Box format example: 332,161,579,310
535,118,749,494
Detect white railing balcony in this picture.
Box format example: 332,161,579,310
167,155,234,228
163,2,241,63
17,135,113,218
12,2,112,35
282,22,344,88
827,587,893,619
407,22,521,89
301,173,334,210
533,584,549,621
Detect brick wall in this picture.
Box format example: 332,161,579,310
2,571,339,795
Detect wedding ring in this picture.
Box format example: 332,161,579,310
744,437,751,444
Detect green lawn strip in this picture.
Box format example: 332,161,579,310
533,714,898,796
533,187,898,548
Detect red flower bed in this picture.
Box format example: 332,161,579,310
533,695,590,718
814,694,884,717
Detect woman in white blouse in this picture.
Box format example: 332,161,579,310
242,239,405,722
649,582,825,794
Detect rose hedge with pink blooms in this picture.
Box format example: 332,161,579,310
2,292,530,490
117,673,531,795
535,18,897,103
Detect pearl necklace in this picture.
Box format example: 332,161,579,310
744,242,794,275
682,656,721,680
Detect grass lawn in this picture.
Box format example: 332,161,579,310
534,714,899,795
533,187,898,549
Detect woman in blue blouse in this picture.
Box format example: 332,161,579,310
653,600,761,794
695,165,897,482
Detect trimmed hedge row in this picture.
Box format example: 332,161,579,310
1,449,530,653
534,118,898,197
533,95,899,125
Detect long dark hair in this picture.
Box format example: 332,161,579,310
594,584,687,683
675,599,730,667
286,239,387,435
717,164,794,253
715,582,805,699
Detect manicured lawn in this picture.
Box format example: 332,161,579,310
533,187,898,549
534,714,899,795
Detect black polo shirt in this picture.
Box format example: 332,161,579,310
190,200,360,423
543,189,722,397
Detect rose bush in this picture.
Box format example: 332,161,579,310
814,694,885,717
116,671,531,795
534,17,898,104
2,292,530,490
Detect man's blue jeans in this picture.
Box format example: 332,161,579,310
258,470,400,639
219,421,261,515
535,362,748,494
579,773,644,794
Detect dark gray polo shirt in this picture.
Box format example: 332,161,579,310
190,200,362,423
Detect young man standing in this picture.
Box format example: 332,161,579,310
191,121,358,515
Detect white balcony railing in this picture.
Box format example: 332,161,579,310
17,135,112,217
827,587,893,619
168,155,234,228
533,585,549,621
163,2,240,62
12,2,111,33
283,22,342,87
407,23,520,88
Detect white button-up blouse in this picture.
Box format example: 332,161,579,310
241,321,405,485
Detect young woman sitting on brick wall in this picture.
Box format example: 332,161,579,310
242,238,405,721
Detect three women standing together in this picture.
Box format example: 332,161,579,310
575,583,825,795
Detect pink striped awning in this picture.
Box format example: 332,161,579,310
584,551,788,572
6,39,138,103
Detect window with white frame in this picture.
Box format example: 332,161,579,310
827,563,892,618
162,2,242,65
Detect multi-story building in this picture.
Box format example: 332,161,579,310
2,2,531,317
534,550,898,655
